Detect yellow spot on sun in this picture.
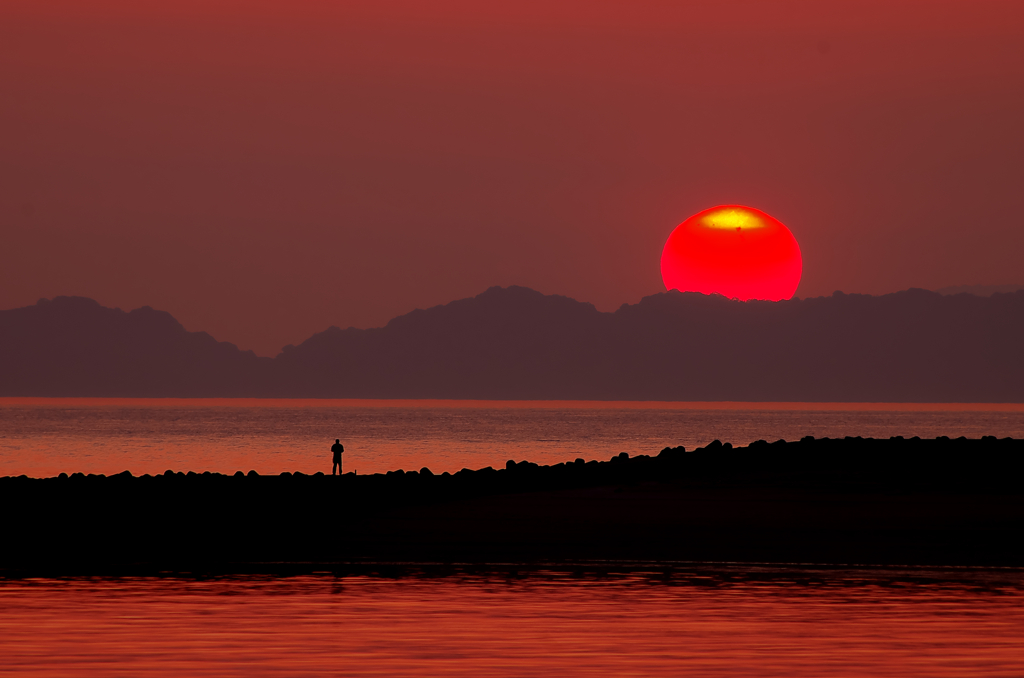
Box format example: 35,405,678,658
701,207,766,230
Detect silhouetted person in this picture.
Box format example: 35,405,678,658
331,439,344,475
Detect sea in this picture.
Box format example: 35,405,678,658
2,398,1024,676
1,570,1023,677
2,398,1024,478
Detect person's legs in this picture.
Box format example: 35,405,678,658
332,461,339,475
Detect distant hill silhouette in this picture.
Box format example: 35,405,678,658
2,287,1023,400
935,283,1024,297
0,297,272,397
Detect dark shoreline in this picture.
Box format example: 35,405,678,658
3,436,1023,576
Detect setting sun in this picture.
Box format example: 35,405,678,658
660,205,802,301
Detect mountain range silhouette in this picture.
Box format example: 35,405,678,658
2,286,1022,400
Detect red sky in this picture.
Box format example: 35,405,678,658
2,0,1022,356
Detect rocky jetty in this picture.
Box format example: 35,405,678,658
2,436,1023,575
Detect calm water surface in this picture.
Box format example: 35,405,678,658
2,398,1024,477
1,571,1022,677
4,402,1024,675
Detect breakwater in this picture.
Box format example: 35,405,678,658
3,436,1023,575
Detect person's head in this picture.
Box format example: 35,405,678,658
335,439,340,443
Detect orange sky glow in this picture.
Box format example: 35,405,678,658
2,0,1022,355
